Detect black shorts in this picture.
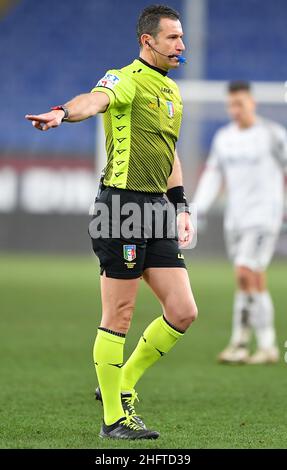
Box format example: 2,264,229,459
88,187,186,279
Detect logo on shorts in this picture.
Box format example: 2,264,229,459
166,101,175,118
123,245,136,262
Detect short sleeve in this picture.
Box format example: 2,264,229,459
91,69,135,109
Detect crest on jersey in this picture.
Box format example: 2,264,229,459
166,100,175,118
96,73,120,89
123,245,136,262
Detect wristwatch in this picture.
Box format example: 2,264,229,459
51,105,69,121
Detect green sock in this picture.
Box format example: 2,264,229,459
121,315,184,392
93,328,126,425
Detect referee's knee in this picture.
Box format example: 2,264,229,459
184,303,198,328
165,299,198,331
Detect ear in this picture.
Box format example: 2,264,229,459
141,34,152,48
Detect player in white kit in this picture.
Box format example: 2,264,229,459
194,81,287,364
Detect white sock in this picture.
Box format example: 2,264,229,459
250,291,277,350
230,291,252,347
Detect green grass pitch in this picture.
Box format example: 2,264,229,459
1,254,287,449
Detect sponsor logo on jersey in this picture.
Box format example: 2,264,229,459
123,245,136,262
166,101,175,118
96,73,120,89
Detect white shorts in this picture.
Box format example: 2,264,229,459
224,229,279,271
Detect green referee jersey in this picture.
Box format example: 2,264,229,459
91,58,183,193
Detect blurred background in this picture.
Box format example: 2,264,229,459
0,0,286,256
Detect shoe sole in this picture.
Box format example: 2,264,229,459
99,432,160,440
246,358,279,365
217,357,249,365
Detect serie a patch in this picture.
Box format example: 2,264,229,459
96,73,120,89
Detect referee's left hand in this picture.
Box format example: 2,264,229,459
177,212,194,248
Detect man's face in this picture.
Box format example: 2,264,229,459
149,18,185,69
227,91,256,127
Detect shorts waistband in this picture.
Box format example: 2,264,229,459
104,186,164,198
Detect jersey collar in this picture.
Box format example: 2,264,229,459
137,58,168,77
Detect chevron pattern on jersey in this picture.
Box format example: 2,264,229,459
94,59,183,193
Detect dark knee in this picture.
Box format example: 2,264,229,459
236,266,255,291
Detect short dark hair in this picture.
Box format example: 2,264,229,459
228,80,251,93
137,4,180,47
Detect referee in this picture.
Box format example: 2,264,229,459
26,5,198,440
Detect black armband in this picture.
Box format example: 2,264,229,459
166,186,191,214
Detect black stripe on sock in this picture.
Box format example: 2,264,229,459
98,327,126,338
162,315,185,334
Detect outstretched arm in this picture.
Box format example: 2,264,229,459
25,91,110,131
